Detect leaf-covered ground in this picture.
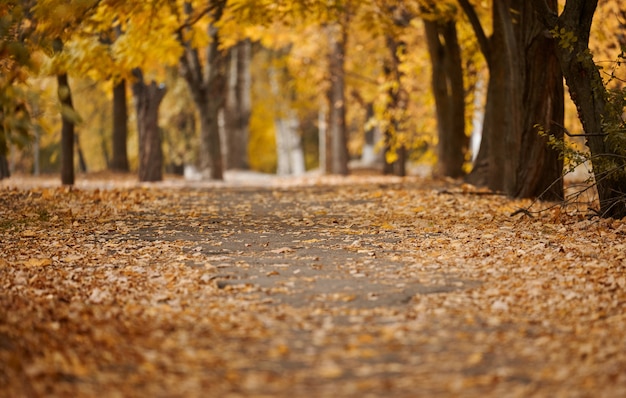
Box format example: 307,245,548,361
1,174,625,397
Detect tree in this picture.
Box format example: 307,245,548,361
54,39,78,185
531,0,626,218
223,39,252,170
513,0,564,200
110,79,129,172
460,0,564,200
1,1,36,180
132,69,166,182
268,48,306,176
424,16,466,178
326,22,349,175
178,1,227,180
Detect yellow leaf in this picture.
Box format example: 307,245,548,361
25,258,52,267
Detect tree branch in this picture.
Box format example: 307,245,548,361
457,0,491,66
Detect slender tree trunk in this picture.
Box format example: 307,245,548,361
75,134,87,173
0,155,8,179
110,79,129,172
0,126,9,179
269,57,305,176
224,40,251,170
179,1,226,180
532,0,626,218
132,70,166,182
57,72,75,185
361,103,383,167
327,23,349,175
318,102,327,172
424,19,467,178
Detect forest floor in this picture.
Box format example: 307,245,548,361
1,172,625,397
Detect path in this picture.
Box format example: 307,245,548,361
1,175,625,397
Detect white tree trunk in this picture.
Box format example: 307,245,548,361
269,63,305,176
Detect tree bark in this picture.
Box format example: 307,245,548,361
424,19,467,178
57,72,75,185
132,69,166,182
110,79,129,172
514,0,564,200
531,0,626,217
326,23,349,175
488,0,522,193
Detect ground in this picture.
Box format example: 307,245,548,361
1,173,625,397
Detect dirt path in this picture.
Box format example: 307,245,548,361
1,175,625,397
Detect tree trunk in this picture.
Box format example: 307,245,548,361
57,72,75,186
326,24,349,175
224,40,251,170
110,79,129,172
0,155,8,180
514,0,564,200
462,0,563,199
269,58,305,176
361,103,383,167
532,0,626,218
424,19,467,178
179,1,226,180
318,102,327,172
381,35,410,177
487,0,522,193
132,70,166,182
75,133,87,173
0,126,9,180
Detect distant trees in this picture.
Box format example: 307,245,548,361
3,0,625,218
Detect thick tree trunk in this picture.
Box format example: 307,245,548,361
424,19,467,178
488,0,522,193
514,0,564,200
57,72,75,186
327,24,349,175
224,40,251,170
110,79,129,172
462,0,563,199
532,0,626,217
132,70,166,182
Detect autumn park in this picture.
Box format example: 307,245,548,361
2,0,626,397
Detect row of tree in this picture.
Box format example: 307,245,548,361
1,0,625,218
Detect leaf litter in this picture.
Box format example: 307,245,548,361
1,174,625,397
